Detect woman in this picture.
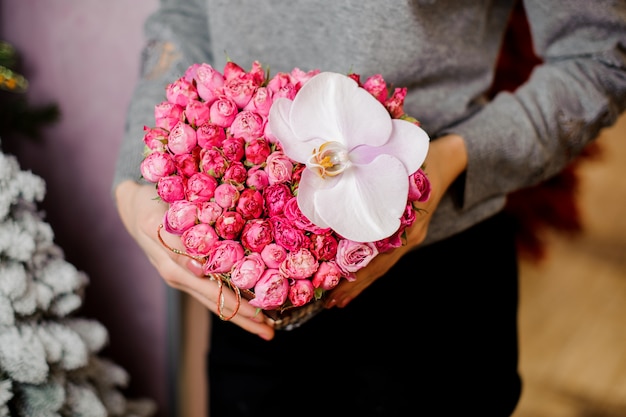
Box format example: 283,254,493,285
113,1,626,415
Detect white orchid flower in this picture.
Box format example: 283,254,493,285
269,72,430,242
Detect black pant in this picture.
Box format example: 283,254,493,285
208,212,522,416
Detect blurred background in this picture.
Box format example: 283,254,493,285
1,1,625,417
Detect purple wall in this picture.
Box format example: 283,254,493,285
0,1,173,415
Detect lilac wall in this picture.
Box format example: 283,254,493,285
0,1,173,415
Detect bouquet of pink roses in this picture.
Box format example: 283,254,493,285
140,60,431,329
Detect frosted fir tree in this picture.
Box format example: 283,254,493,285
0,145,156,417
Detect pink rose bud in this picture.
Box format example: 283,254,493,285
221,136,245,163
312,261,343,290
230,252,266,290
223,60,247,81
140,151,176,183
236,188,264,220
280,247,319,279
214,211,245,240
143,126,168,151
267,72,297,98
336,239,379,274
157,175,186,203
214,183,240,209
265,151,293,185
385,87,407,119
185,172,218,203
288,279,315,308
245,165,270,190
249,269,289,310
163,200,198,235
185,100,211,127
408,168,431,203
174,152,200,178
168,121,198,155
223,74,257,109
154,101,184,131
240,218,273,253
203,240,245,274
223,161,248,184
197,201,223,225
166,77,199,107
363,74,388,103
264,184,293,217
271,216,310,252
229,110,264,143
244,137,271,165
181,223,219,257
260,243,287,269
243,86,273,117
209,96,238,128
196,122,226,150
194,63,225,105
309,233,338,261
200,148,228,178
374,230,404,253
290,67,321,86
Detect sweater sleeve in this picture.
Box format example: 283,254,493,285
112,0,212,194
446,0,626,212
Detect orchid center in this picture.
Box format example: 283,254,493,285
307,141,351,178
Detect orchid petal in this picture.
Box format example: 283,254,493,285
268,97,320,163
297,155,409,242
350,119,430,174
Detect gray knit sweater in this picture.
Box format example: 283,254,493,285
114,0,626,245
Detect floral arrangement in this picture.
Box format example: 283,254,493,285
140,60,431,328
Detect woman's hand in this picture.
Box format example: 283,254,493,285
115,180,276,340
325,133,468,308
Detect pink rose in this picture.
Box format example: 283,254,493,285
154,101,184,131
193,63,225,105
214,211,245,240
157,175,185,203
309,233,338,261
374,230,404,253
200,148,228,178
244,137,271,165
223,161,248,185
230,252,266,290
143,126,168,151
363,74,387,103
236,188,264,220
140,151,176,183
271,216,310,252
280,247,318,279
408,168,431,203
229,110,265,143
203,240,245,274
196,122,226,150
267,72,298,100
243,86,273,117
209,96,238,128
214,183,240,209
283,197,328,234
166,77,198,107
174,152,199,178
245,165,270,190
185,172,218,203
288,279,315,307
181,223,219,257
385,87,407,119
265,151,293,185
240,218,273,253
168,121,197,155
223,74,258,109
249,269,289,310
221,136,245,163
185,100,211,127
312,261,343,290
260,243,287,269
197,201,223,225
335,239,378,274
263,184,293,217
163,200,198,235
290,67,321,86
